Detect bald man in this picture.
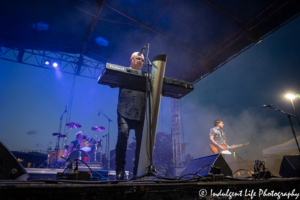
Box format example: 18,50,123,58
115,52,147,180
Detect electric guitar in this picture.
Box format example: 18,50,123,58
209,143,249,154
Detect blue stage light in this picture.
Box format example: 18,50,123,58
45,61,50,65
95,37,109,47
53,62,58,67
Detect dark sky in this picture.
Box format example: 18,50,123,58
0,17,300,165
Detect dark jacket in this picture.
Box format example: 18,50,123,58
117,88,146,121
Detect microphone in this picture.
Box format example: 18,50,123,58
65,105,67,112
98,110,100,116
138,44,148,56
263,104,273,108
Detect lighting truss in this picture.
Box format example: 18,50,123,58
0,46,105,79
171,98,182,166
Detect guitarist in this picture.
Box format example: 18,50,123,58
209,119,233,154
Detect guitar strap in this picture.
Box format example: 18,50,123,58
220,130,225,139
220,130,226,148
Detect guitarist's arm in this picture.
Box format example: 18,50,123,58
210,136,225,151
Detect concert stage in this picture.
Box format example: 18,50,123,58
0,177,299,200
25,168,130,181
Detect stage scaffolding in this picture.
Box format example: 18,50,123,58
0,46,105,79
171,98,182,166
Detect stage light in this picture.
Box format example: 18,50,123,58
53,62,58,67
45,61,50,65
95,36,109,47
286,94,295,100
286,93,300,127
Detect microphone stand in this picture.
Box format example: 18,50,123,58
99,110,113,170
268,106,300,154
59,107,67,134
53,106,67,168
59,107,67,149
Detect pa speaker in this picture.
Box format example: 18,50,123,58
180,154,232,178
0,140,29,180
279,155,300,178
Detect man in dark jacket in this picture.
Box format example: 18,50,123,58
115,52,147,180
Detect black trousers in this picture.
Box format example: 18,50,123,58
115,115,144,175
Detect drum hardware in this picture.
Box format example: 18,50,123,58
68,150,89,162
52,132,65,168
58,106,67,150
92,109,113,169
38,141,55,168
62,122,82,153
66,122,82,129
90,142,101,163
51,130,73,168
80,140,91,152
48,149,68,163
47,142,52,153
60,156,68,161
52,133,67,137
38,153,50,168
91,126,105,132
57,106,67,165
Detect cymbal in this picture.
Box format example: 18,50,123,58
91,126,105,132
66,122,81,129
52,133,66,137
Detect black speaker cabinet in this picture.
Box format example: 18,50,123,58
180,154,232,178
0,140,29,180
279,155,300,178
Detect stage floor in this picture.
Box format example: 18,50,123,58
25,168,130,180
0,177,299,200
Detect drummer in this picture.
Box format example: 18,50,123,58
69,131,83,151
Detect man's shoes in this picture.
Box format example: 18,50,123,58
116,172,124,180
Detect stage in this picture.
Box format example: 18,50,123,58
0,177,299,200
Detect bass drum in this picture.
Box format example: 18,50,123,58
48,149,66,163
68,150,89,162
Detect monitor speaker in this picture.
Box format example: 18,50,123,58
279,155,300,178
0,140,29,180
180,154,232,178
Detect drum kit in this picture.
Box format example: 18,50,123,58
46,122,106,168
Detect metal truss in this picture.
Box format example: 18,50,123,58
182,0,300,83
0,46,105,79
171,98,182,166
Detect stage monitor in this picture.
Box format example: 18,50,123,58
180,154,232,178
0,140,29,180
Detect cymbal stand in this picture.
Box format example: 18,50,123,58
58,106,67,136
98,109,113,169
38,142,53,168
52,136,62,168
102,134,108,168
53,107,67,167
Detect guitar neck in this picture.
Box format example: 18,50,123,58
229,143,248,149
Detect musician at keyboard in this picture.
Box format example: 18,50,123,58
114,52,147,180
